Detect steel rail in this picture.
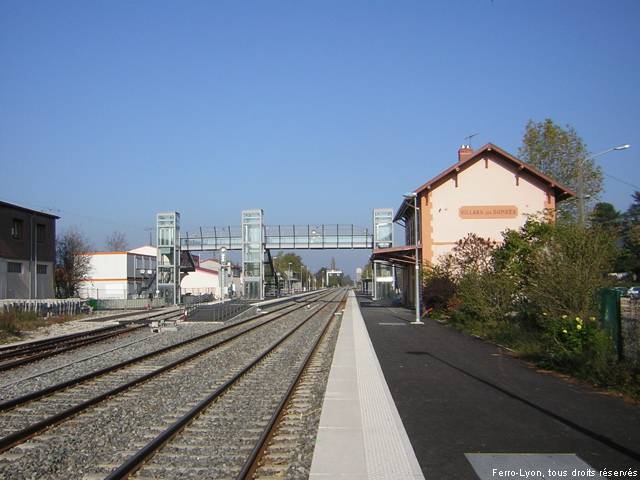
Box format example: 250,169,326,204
0,324,131,358
0,291,328,413
104,289,346,480
0,308,181,365
0,325,145,372
236,291,347,480
0,291,335,453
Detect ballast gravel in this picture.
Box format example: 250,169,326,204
0,294,339,480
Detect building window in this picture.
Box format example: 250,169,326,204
7,262,22,273
37,264,47,274
37,223,45,243
11,219,23,239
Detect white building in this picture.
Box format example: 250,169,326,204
180,260,220,298
77,246,156,300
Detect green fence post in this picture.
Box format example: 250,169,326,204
599,288,623,361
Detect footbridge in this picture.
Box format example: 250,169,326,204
182,224,374,251
156,209,395,302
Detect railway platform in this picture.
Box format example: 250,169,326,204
337,295,640,479
310,291,424,479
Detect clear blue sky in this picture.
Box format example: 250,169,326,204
2,0,639,276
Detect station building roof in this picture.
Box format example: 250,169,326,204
0,200,60,219
394,143,575,222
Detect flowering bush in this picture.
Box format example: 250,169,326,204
539,312,614,375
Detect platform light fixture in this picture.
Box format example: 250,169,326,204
403,192,423,325
577,144,631,226
220,247,227,301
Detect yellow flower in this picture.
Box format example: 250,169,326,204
542,312,548,316
561,315,568,319
576,324,582,331
562,329,568,334
575,316,581,322
589,316,596,321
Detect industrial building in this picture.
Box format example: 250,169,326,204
371,143,575,305
77,246,156,300
0,201,58,299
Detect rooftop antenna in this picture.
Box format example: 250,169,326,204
145,227,153,246
463,133,478,147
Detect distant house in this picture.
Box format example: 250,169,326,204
77,246,156,300
0,201,59,299
181,259,221,298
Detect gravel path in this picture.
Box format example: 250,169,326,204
0,292,339,479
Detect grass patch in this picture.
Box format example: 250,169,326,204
0,309,74,343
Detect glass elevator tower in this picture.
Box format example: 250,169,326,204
156,212,180,305
373,208,395,300
241,209,264,300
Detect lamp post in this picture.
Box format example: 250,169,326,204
288,262,292,294
219,247,227,301
403,192,423,325
577,144,631,226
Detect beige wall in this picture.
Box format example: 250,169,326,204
424,153,554,263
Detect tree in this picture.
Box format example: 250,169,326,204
361,262,373,279
590,202,620,228
315,267,328,287
519,119,603,221
525,223,616,319
105,231,128,251
272,252,311,284
625,191,640,224
56,228,92,298
621,192,640,277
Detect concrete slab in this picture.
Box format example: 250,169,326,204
310,291,425,479
465,453,604,479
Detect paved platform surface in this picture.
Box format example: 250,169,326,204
310,291,424,479
357,296,640,479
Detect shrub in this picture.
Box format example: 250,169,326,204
0,309,37,337
537,312,615,380
525,223,616,320
422,265,456,312
453,271,518,328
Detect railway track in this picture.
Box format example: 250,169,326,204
0,289,338,478
0,308,184,373
104,288,347,480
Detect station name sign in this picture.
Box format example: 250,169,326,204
459,205,518,219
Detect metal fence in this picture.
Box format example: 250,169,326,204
92,298,167,310
182,294,215,306
187,299,254,322
0,299,86,317
620,297,640,366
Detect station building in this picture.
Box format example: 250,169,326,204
371,143,574,305
0,201,58,299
